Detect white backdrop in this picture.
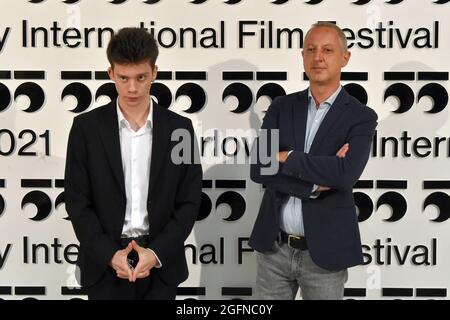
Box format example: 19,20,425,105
0,0,449,300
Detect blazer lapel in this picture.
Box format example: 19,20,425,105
293,90,308,151
148,101,170,199
98,100,126,195
309,88,350,154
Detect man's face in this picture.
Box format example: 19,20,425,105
302,27,350,87
108,60,157,109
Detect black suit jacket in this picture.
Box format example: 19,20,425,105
249,88,378,271
64,100,202,287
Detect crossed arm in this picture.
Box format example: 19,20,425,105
277,144,349,192
251,100,377,196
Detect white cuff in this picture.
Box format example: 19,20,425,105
147,248,162,268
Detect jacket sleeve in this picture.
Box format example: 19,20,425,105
147,120,203,266
250,97,314,200
281,109,378,191
64,117,120,268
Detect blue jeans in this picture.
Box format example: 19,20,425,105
256,241,348,300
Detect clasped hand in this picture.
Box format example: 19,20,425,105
110,240,157,282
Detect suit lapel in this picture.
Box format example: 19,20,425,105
98,100,126,195
148,101,170,199
293,90,308,151
309,88,350,154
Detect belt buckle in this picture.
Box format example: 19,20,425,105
288,234,301,248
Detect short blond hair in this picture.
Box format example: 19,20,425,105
305,22,348,52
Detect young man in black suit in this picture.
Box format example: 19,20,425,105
64,27,202,300
250,22,378,300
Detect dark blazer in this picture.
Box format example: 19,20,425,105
249,88,377,271
64,100,202,287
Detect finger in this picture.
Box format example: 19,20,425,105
132,268,140,282
337,145,349,157
126,264,134,282
117,261,133,282
135,270,150,279
116,270,130,279
115,265,129,278
133,262,148,282
131,240,141,251
116,262,133,277
135,267,150,279
124,242,133,254
119,258,131,269
117,273,128,279
126,240,134,253
132,263,141,282
113,262,126,273
343,145,349,152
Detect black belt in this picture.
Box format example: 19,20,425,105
120,235,149,249
279,230,308,250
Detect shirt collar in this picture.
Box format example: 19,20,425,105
116,98,153,130
308,85,342,108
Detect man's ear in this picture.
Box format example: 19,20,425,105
107,66,114,80
152,65,158,82
342,51,351,68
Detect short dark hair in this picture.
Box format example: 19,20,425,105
107,27,159,68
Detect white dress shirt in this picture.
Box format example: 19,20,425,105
116,100,162,267
117,101,152,238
